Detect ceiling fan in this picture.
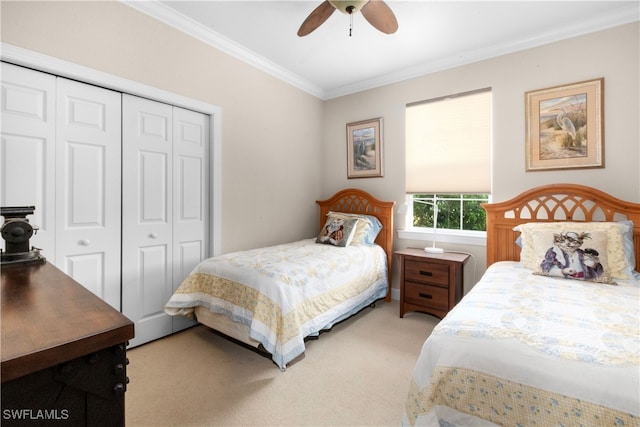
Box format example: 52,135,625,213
297,0,398,37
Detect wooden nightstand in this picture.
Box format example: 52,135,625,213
395,248,470,319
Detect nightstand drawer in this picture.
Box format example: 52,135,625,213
404,282,449,311
405,260,449,286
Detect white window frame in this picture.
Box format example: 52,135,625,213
398,194,489,247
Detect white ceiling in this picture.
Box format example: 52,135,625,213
126,1,639,100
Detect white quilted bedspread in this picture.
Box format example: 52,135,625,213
403,261,640,426
165,239,388,369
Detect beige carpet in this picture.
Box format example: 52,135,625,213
125,300,439,427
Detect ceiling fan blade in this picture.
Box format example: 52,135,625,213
297,1,336,37
361,0,398,34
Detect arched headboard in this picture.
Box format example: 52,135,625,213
482,184,640,267
316,188,395,301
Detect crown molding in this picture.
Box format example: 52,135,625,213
124,1,638,101
324,3,640,99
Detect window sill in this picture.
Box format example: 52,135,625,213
397,228,486,247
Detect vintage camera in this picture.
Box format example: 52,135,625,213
1,206,46,266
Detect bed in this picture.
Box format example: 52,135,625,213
165,188,395,370
403,183,640,426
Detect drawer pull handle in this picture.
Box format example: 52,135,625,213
419,271,433,277
419,293,433,299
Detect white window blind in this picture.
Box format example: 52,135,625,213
405,89,492,193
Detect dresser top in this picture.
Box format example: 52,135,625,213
395,247,470,263
1,262,134,382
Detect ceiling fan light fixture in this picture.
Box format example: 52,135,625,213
328,0,369,15
297,0,397,37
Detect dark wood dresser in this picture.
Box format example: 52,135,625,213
1,261,134,426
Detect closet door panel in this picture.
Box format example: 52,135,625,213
172,107,209,332
140,151,169,225
0,63,56,257
1,135,47,216
173,107,208,276
63,142,106,224
139,245,170,314
122,94,173,346
55,78,121,310
65,253,106,300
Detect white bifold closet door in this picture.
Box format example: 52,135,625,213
55,78,122,310
1,63,56,258
171,106,209,332
1,63,122,310
122,94,208,347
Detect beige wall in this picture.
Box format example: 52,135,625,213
323,22,640,291
2,2,638,294
1,0,325,254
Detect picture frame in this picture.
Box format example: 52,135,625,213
346,117,383,178
525,78,604,171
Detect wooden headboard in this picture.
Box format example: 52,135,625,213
316,188,395,302
482,184,640,267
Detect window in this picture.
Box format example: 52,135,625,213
408,193,489,231
405,89,492,235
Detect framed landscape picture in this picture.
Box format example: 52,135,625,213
525,78,604,171
346,117,383,178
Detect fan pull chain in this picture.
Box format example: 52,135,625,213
349,12,353,36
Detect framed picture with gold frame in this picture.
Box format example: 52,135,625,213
346,117,383,178
525,78,604,171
